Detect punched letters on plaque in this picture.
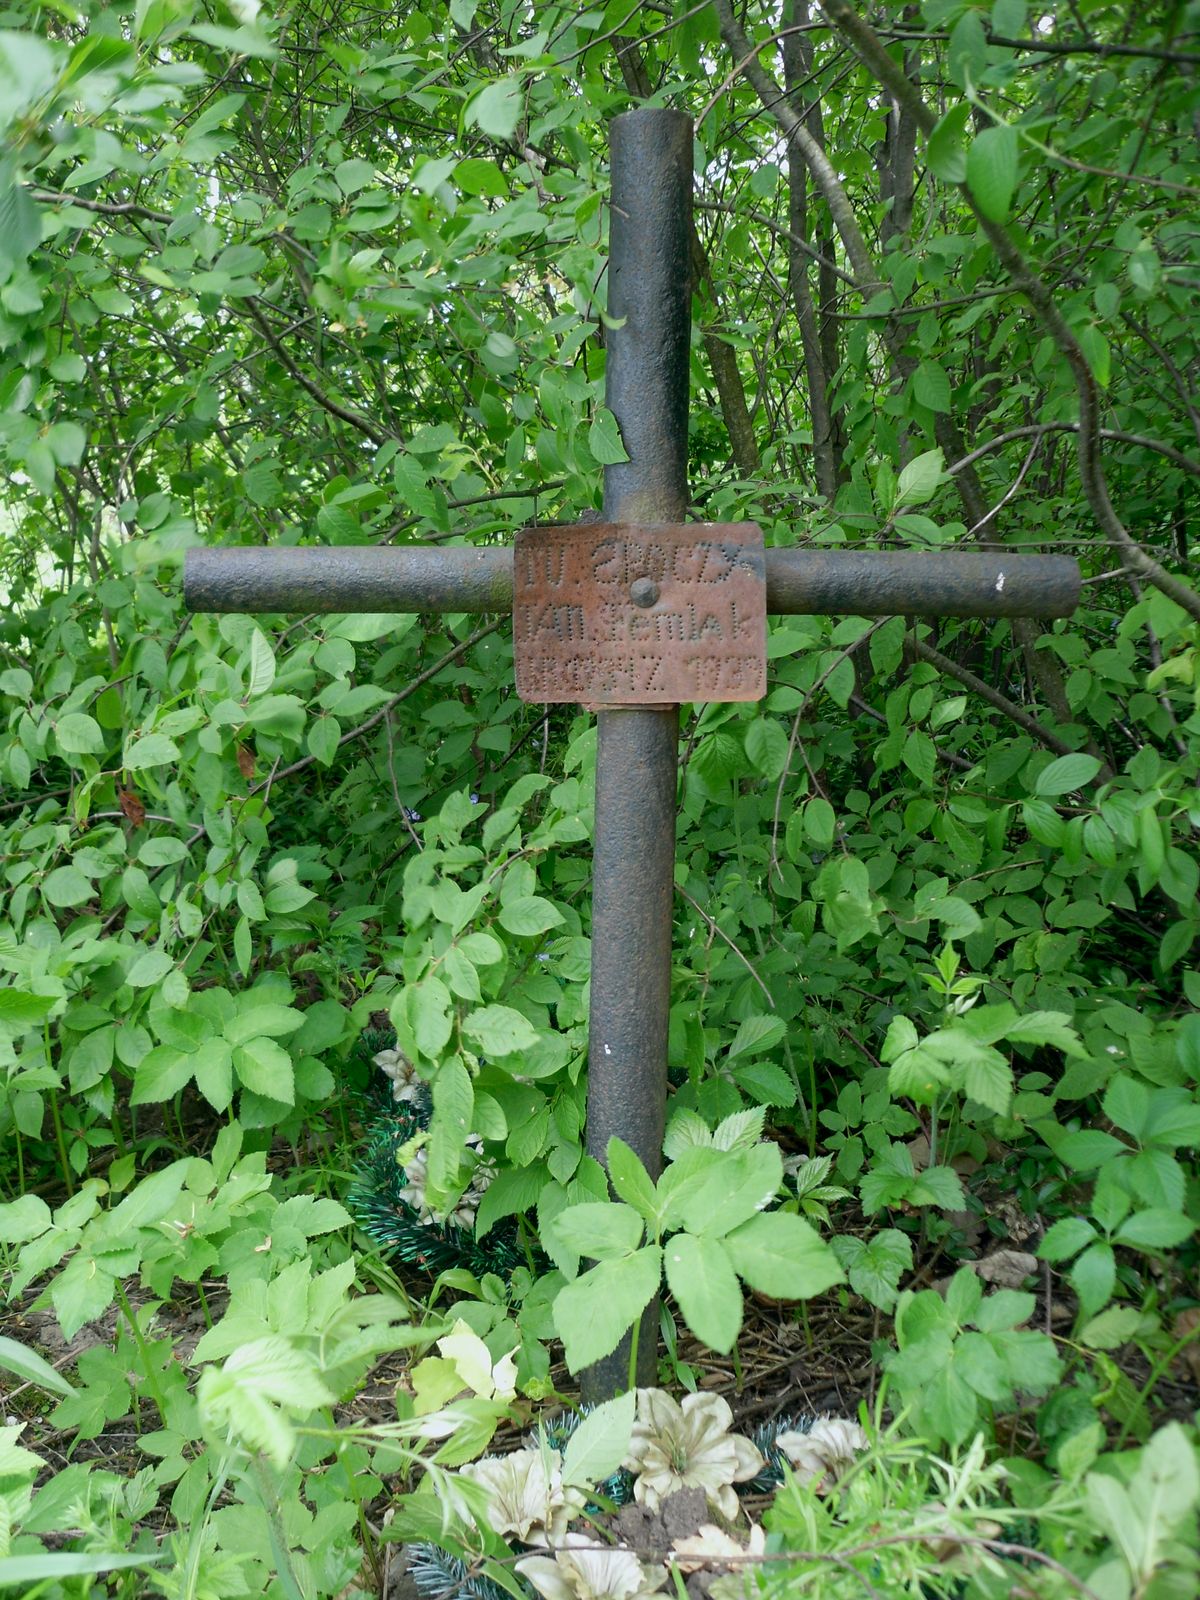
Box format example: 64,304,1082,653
513,522,767,706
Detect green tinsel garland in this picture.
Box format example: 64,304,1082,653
347,1029,534,1281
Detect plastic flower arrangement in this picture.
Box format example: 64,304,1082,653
622,1390,763,1520
458,1447,586,1546
517,1545,668,1600
775,1417,869,1491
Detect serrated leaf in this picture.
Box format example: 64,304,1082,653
665,1232,742,1353
553,1246,662,1372
233,1036,294,1103
728,1015,785,1059
732,1061,797,1107
724,1210,844,1300
606,1138,658,1222
547,1201,643,1260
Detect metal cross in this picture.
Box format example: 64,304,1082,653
185,109,1079,1397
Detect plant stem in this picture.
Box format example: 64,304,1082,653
115,1281,168,1426
627,1314,641,1394
48,1087,74,1196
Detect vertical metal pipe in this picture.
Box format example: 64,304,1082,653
582,107,693,1400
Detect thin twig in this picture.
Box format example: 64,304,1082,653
249,622,502,793
676,884,775,1006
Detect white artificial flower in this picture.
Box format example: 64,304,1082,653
373,1046,423,1104
401,1137,495,1231
518,1546,668,1600
436,1321,517,1403
671,1521,766,1574
774,1417,868,1491
459,1448,585,1546
623,1389,763,1521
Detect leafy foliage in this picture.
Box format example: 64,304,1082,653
0,0,1199,1593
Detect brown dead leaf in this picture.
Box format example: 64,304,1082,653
118,789,145,826
236,743,255,780
975,1249,1038,1290
1171,1308,1200,1386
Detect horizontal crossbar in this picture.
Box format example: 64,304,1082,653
184,544,1080,620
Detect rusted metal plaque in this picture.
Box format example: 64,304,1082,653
513,522,766,705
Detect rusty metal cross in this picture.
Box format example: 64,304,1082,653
185,108,1079,1396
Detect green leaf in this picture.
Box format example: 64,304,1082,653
126,947,173,988
804,796,835,848
0,1193,52,1241
498,896,564,936
726,1210,844,1300
665,1232,742,1353
0,1554,162,1586
1079,1306,1143,1351
429,1054,475,1192
896,448,945,506
462,1004,539,1057
744,716,789,779
912,360,951,413
54,712,104,754
0,1333,76,1397
124,732,181,770
553,1245,662,1372
0,181,42,272
606,1137,659,1223
234,1037,295,1103
728,1015,785,1058
1034,753,1103,796
587,407,629,465
197,1336,335,1468
476,1164,544,1239
467,76,523,140
833,1229,911,1311
0,991,56,1033
963,1051,1013,1116
408,976,453,1059
966,124,1018,223
247,628,276,695
927,103,971,183
46,421,86,466
41,866,93,907
225,1004,304,1046
562,1389,636,1487
1114,1209,1196,1250
675,1143,782,1238
732,1061,797,1107
548,1201,643,1261
1056,1129,1127,1170
131,1045,194,1104
1070,1242,1115,1319
1038,1216,1095,1261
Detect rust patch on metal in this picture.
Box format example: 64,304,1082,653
513,522,767,705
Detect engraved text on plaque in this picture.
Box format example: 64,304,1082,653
513,522,767,705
